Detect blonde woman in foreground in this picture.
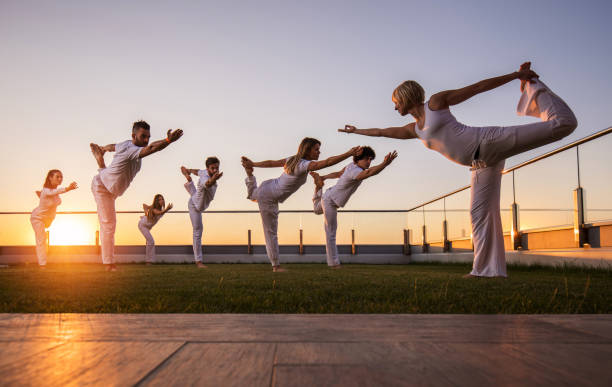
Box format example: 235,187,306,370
340,62,577,278
241,137,362,272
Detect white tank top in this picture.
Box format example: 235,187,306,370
139,212,164,229
414,102,482,166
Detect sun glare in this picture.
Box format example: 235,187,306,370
48,216,95,246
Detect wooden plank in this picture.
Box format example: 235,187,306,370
0,341,183,386
140,343,275,387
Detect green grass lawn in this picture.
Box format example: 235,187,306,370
0,263,610,313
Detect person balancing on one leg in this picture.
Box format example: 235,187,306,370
180,156,222,268
310,147,397,268
89,120,183,271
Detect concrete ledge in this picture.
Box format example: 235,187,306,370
2,249,611,269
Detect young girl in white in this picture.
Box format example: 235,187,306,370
241,138,362,272
310,147,397,268
180,157,222,268
340,62,577,278
30,170,78,267
138,194,173,264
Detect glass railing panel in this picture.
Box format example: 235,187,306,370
579,134,612,223
514,150,576,230
406,208,425,244
423,202,444,243
444,189,471,240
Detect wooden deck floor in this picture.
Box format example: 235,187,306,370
0,314,610,386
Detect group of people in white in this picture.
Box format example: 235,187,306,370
30,62,577,277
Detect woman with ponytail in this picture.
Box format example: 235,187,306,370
30,170,78,267
241,138,362,272
138,194,173,264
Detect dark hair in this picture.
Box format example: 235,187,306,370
132,120,150,133
43,169,62,189
206,156,220,167
354,146,376,163
147,194,164,221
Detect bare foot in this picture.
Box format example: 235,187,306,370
519,61,531,93
106,264,118,272
309,171,324,190
462,273,476,278
146,262,153,266
329,265,342,270
90,143,106,169
272,266,287,273
180,166,192,182
196,262,208,269
39,265,47,270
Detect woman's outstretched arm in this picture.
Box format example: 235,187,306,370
338,123,417,139
429,67,539,110
320,167,346,181
307,147,362,171
241,156,286,168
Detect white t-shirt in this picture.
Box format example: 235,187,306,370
273,158,311,203
325,162,363,207
31,187,67,224
99,140,143,196
191,169,218,212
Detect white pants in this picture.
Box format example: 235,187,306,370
469,80,577,277
313,190,341,266
137,218,155,263
91,175,117,265
246,176,280,267
186,182,204,263
479,80,578,165
469,160,506,277
30,216,48,266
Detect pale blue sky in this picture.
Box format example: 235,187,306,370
1,0,610,221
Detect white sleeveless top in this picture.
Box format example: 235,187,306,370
139,211,164,229
272,158,311,203
414,102,482,166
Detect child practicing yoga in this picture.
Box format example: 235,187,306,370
310,147,397,268
138,194,173,264
180,157,222,268
30,170,78,267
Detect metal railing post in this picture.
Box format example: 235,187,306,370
247,229,253,254
511,170,521,250
421,207,429,253
442,198,451,252
574,146,588,247
299,229,304,255
403,229,411,256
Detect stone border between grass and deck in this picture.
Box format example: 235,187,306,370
1,245,611,268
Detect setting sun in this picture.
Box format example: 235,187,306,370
48,216,96,246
